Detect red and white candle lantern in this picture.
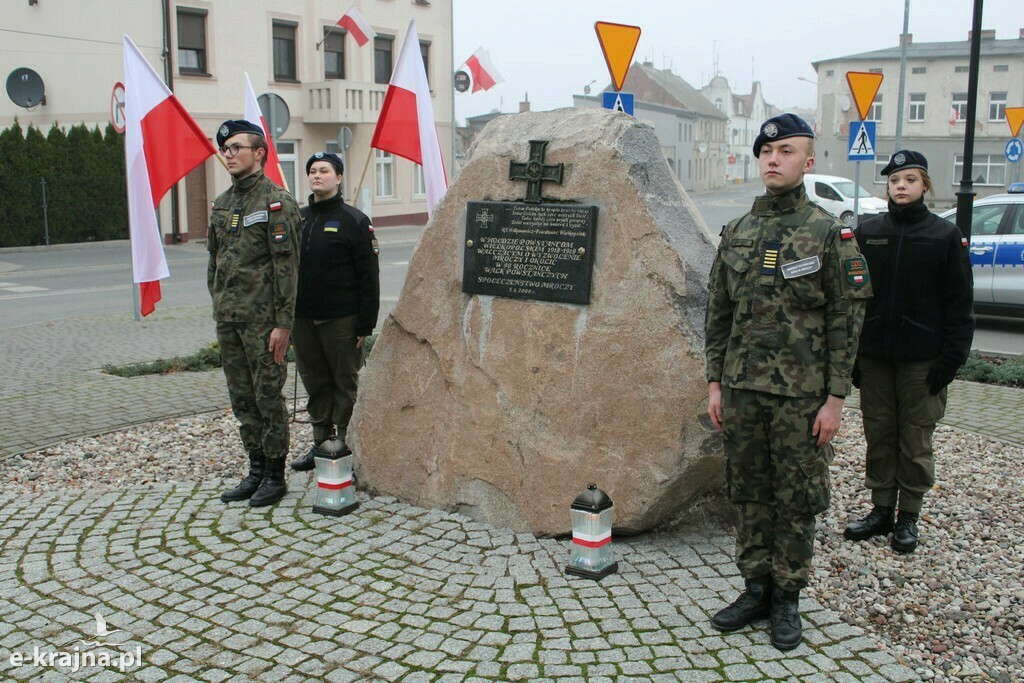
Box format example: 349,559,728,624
312,437,358,517
566,483,618,580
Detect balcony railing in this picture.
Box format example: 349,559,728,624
303,80,388,124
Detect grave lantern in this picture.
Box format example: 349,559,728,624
312,437,358,517
565,483,618,580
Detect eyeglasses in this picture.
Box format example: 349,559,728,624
219,144,258,157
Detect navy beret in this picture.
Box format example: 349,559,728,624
216,119,265,148
880,149,927,176
306,151,344,175
753,113,815,157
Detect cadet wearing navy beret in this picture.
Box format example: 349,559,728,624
752,113,815,157
879,149,927,176
305,151,344,176
215,119,265,149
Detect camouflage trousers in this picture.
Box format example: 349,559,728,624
722,387,834,592
292,314,362,444
216,322,290,460
858,357,946,514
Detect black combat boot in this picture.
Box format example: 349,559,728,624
769,585,802,651
250,456,288,507
711,575,772,631
220,450,265,502
891,511,920,553
290,442,320,472
843,505,894,541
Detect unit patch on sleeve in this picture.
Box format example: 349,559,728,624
371,238,380,255
844,256,869,287
271,223,288,243
243,210,268,227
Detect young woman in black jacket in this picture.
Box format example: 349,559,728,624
843,150,974,553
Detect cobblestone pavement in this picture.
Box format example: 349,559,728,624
0,482,916,682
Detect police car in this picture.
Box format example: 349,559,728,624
940,192,1024,317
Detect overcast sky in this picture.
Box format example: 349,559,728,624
451,0,1022,124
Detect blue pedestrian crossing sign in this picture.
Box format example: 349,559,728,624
848,121,876,161
1006,138,1023,163
602,91,634,115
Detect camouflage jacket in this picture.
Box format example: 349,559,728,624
207,171,301,327
705,183,872,398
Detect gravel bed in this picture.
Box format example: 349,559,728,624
2,406,1022,681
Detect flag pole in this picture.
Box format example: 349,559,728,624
277,162,290,193
353,145,374,204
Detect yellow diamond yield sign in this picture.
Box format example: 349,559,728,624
846,71,884,121
1006,107,1024,138
595,21,641,92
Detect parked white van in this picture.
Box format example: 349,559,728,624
803,174,888,226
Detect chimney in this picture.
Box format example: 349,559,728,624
1019,28,1024,39
968,29,997,41
899,33,912,46
519,93,530,113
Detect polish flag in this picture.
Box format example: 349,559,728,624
337,6,375,47
243,73,286,190
123,34,215,316
370,18,447,216
949,105,961,125
464,47,503,93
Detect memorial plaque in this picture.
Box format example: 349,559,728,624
463,200,598,305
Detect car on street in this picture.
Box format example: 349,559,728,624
940,193,1024,317
804,173,888,226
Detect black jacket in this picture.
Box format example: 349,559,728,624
855,198,974,370
296,193,380,335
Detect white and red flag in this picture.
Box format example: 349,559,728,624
123,34,215,316
464,47,503,93
370,18,447,216
243,73,286,190
337,6,376,47
949,104,962,125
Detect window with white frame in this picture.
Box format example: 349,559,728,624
989,92,1007,122
874,154,891,184
954,65,968,73
909,93,925,122
951,92,968,122
375,150,394,197
867,94,882,123
413,163,426,197
911,66,926,74
994,64,1009,72
324,141,348,199
953,153,1005,187
275,141,298,196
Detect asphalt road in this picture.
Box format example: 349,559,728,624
1,187,1021,354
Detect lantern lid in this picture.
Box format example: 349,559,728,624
315,437,350,459
571,483,613,512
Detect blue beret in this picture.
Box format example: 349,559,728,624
216,119,265,148
880,149,927,176
306,151,344,175
753,113,815,157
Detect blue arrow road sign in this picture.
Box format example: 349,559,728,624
848,121,876,161
602,91,634,116
1006,138,1023,163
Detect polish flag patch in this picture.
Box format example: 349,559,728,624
853,274,864,284
961,237,968,247
269,201,282,211
840,227,854,240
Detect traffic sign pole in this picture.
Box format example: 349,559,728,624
853,162,861,228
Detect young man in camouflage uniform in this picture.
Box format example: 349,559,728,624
705,114,872,650
208,119,302,507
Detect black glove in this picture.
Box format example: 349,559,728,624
852,361,861,389
926,361,958,395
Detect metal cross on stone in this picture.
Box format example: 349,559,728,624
508,140,564,204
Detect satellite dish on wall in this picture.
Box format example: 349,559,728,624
6,68,46,108
839,95,852,113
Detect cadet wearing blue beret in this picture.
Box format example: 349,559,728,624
707,112,870,651
879,149,927,176
752,113,815,158
305,151,344,176
215,119,265,149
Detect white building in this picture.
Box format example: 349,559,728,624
811,28,1024,203
1,0,454,241
700,76,778,183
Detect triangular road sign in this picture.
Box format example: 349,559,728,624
1006,107,1024,138
846,71,884,121
595,21,641,91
